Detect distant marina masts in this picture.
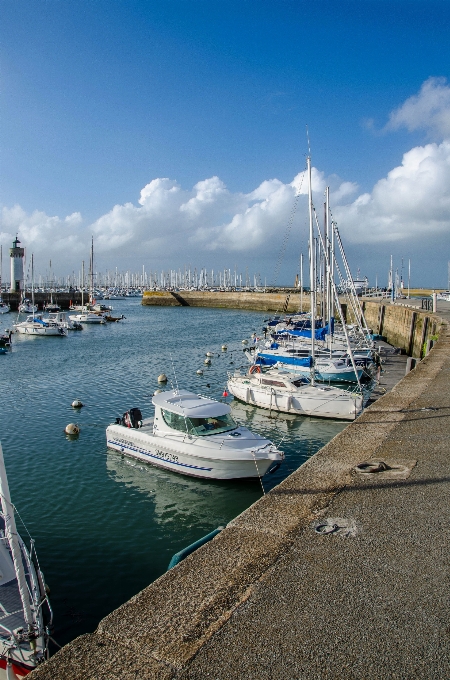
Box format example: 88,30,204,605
9,236,24,293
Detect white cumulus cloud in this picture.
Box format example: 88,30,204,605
385,76,450,139
333,140,450,243
3,77,450,279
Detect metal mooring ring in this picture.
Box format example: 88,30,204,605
315,523,340,535
355,461,391,474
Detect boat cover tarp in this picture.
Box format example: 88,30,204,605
255,353,313,368
276,318,334,341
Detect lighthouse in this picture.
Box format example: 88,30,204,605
10,236,24,293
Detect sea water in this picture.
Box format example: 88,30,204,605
0,301,346,645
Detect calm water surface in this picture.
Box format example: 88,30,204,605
0,301,347,645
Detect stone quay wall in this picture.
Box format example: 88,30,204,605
142,291,442,358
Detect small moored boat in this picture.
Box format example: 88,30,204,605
106,389,284,480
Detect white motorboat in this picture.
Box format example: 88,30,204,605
13,314,67,336
43,311,82,331
69,311,105,324
106,389,284,480
227,368,363,420
0,443,53,678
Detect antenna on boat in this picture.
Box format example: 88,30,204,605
169,353,180,395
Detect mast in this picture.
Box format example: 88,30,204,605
0,443,34,632
31,254,35,313
81,261,85,308
325,187,332,355
307,156,315,385
300,253,303,312
90,236,94,304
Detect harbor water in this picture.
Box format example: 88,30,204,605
0,301,347,647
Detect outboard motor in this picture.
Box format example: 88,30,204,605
122,408,143,428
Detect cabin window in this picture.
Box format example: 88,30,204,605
161,409,237,436
161,410,192,433
261,379,286,387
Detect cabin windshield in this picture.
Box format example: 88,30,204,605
161,409,237,436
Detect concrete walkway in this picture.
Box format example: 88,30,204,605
31,318,450,679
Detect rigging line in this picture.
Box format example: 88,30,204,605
312,205,362,394
250,450,266,496
271,167,306,289
0,493,32,542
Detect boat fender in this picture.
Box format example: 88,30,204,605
268,463,281,474
249,365,261,374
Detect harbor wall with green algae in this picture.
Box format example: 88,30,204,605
142,291,442,358
29,313,450,679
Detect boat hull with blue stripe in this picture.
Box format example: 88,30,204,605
106,389,283,480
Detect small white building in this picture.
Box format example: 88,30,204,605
10,236,24,293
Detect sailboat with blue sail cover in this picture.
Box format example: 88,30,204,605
227,156,364,419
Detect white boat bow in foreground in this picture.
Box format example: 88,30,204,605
0,443,52,678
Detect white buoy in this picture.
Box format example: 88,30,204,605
221,345,227,351
154,389,163,395
71,399,84,408
158,374,167,383
206,351,214,357
242,339,248,345
65,423,80,435
196,369,203,375
204,358,211,365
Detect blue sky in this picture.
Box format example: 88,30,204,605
1,0,450,286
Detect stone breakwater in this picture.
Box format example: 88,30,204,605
142,291,441,359
30,303,448,679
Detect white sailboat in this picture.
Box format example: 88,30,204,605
69,242,106,325
227,368,362,420
14,257,67,337
0,248,10,315
228,156,364,419
0,443,53,678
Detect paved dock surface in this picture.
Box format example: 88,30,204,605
31,318,449,680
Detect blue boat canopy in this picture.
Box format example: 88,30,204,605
255,353,313,368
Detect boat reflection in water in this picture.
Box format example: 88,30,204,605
105,452,263,532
